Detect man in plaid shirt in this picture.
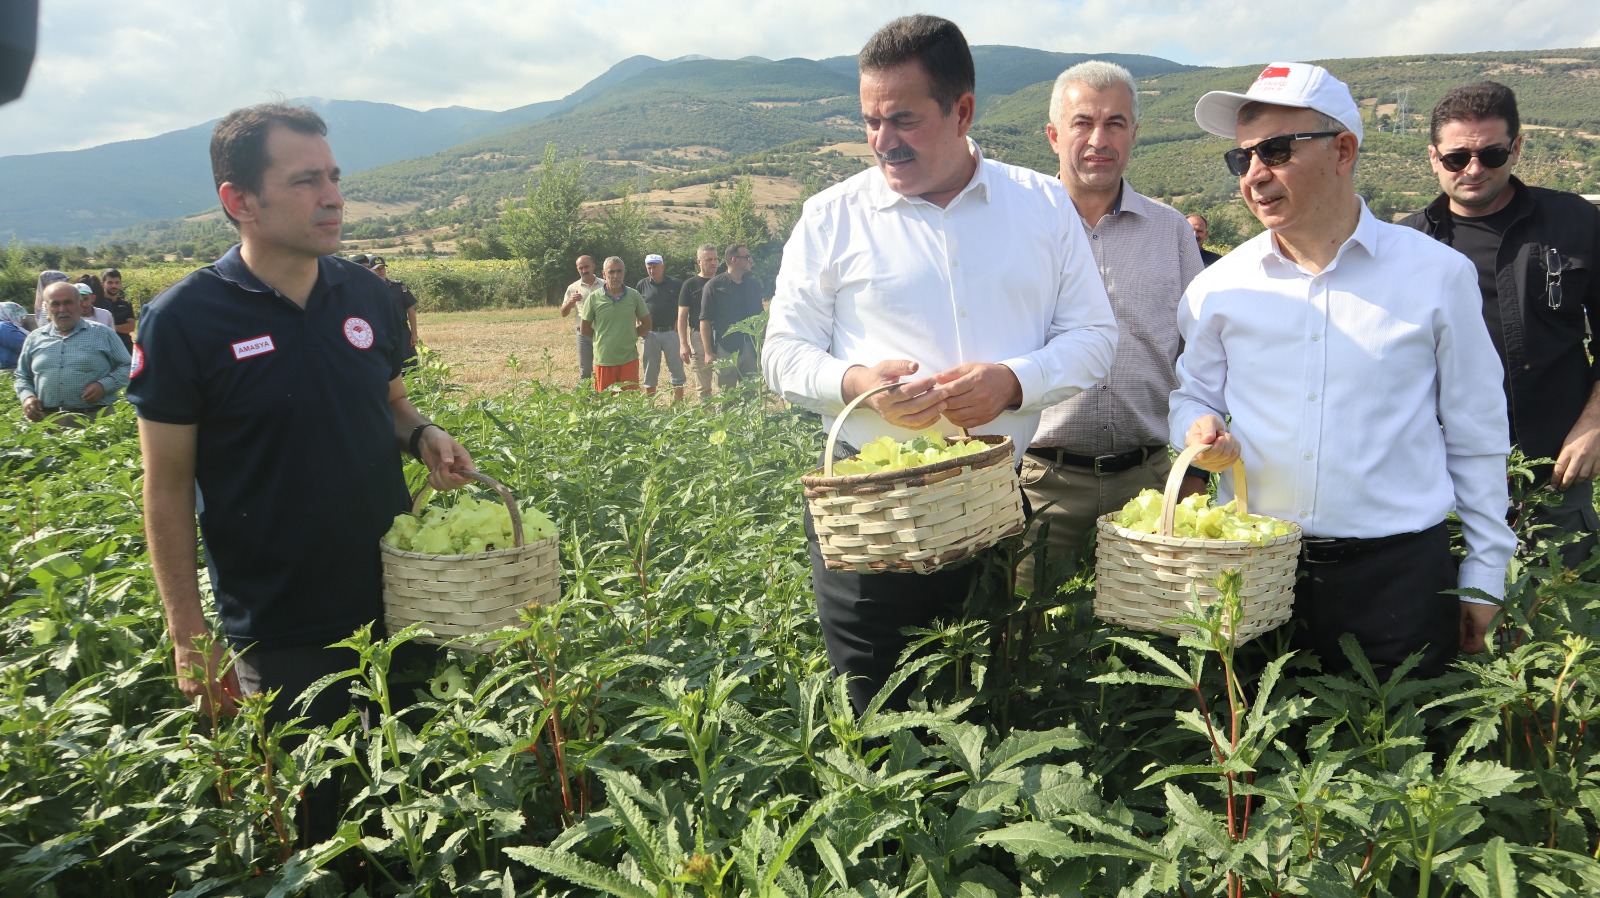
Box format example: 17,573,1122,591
14,280,129,422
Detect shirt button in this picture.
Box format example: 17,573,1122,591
1307,393,1317,401
1303,452,1314,460
1300,510,1311,518
958,310,968,318
1311,334,1321,342
951,259,960,268
1092,234,1100,240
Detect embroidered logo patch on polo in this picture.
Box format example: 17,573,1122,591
343,317,374,349
129,344,145,377
231,335,276,360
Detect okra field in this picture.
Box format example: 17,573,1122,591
4,353,1600,898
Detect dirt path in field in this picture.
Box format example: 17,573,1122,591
417,308,582,394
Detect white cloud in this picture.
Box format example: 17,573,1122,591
0,0,1593,157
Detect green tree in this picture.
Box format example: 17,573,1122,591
697,178,770,256
697,177,775,282
593,184,649,271
502,143,591,305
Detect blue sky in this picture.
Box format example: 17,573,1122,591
2,0,1596,157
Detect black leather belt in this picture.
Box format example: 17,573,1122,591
1026,444,1161,475
650,326,675,332
1300,522,1445,564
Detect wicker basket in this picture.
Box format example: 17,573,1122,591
800,382,1026,574
381,471,560,650
1094,443,1299,644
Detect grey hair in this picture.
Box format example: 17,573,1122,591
697,243,718,255
602,256,625,270
1049,60,1139,127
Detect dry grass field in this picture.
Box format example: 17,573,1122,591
418,307,583,395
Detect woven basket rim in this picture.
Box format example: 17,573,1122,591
380,531,558,562
1096,516,1301,549
800,433,1014,487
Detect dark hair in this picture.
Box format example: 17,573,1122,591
1429,81,1520,144
210,103,328,225
724,243,750,262
100,267,121,280
75,273,105,302
858,15,974,115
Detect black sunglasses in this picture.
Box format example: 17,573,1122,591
1435,145,1513,173
1223,131,1342,177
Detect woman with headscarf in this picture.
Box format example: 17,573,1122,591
33,270,68,327
0,302,27,371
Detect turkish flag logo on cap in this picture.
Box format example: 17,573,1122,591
1259,65,1292,80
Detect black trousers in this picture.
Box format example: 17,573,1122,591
1291,522,1458,679
805,506,979,715
233,639,439,845
803,444,1027,716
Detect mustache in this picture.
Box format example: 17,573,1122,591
876,146,916,164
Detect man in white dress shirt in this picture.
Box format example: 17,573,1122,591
1172,63,1515,676
764,14,1117,713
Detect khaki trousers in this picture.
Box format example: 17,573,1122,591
1017,450,1173,594
686,330,714,399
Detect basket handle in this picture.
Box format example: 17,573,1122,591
408,470,525,548
1158,443,1247,538
823,380,969,476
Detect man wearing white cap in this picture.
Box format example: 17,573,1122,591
77,282,115,328
1170,63,1515,677
637,252,685,401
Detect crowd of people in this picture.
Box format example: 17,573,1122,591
556,241,767,398
5,13,1598,837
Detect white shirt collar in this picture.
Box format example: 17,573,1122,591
869,137,990,211
1262,196,1379,275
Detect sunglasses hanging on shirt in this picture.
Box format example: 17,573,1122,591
1435,145,1513,173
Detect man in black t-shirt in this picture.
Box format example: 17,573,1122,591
371,255,420,367
677,243,718,399
636,253,684,401
128,105,475,844
100,268,136,352
699,242,765,389
1401,81,1600,567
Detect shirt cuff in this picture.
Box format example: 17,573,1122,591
999,355,1042,413
1457,558,1507,603
818,357,854,409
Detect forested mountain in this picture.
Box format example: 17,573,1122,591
12,44,1599,257
0,99,499,243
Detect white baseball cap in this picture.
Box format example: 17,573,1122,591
644,253,664,265
1195,62,1363,146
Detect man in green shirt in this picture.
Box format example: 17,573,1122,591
579,256,651,392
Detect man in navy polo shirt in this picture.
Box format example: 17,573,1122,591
129,104,473,754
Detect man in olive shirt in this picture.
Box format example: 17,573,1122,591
677,243,719,400
580,256,651,392
700,242,764,388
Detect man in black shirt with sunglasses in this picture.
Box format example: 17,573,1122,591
1401,82,1600,569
